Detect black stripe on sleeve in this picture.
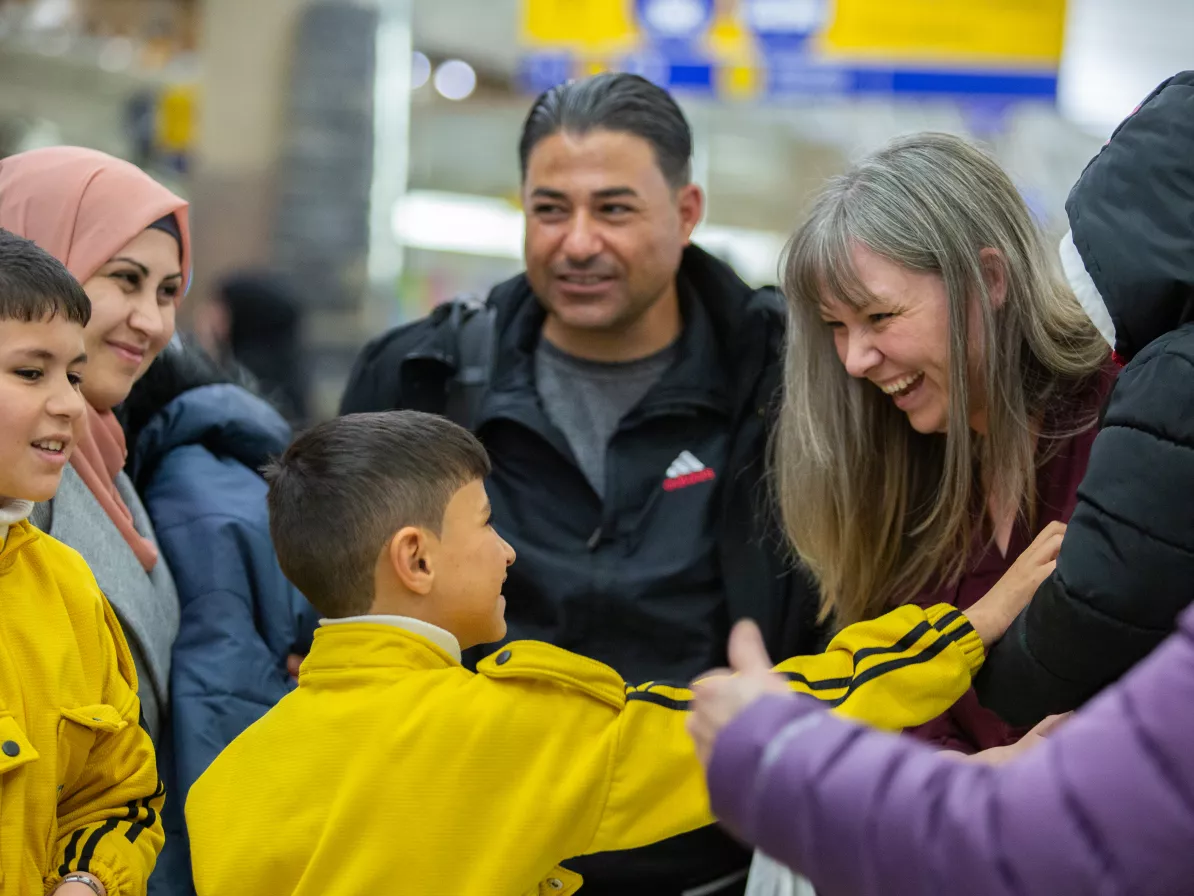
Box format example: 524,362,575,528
125,776,165,844
827,623,975,709
76,819,120,873
625,690,690,711
847,621,932,669
930,608,964,633
781,670,851,691
58,827,88,876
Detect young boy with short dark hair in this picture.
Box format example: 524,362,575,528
0,228,164,896
185,410,1050,896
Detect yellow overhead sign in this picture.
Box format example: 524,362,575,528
520,0,1066,68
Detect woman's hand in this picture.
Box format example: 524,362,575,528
958,713,1073,765
688,620,789,766
967,521,1066,649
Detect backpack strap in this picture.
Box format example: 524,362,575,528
442,294,497,430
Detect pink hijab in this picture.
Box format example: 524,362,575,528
0,146,192,571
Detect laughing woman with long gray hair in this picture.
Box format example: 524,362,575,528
776,133,1113,753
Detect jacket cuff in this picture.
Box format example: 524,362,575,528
707,693,820,841
46,857,128,896
924,603,986,678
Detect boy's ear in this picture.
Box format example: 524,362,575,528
387,526,435,595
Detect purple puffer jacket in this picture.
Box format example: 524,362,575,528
707,602,1194,896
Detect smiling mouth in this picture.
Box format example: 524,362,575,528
31,437,70,461
558,274,614,286
108,342,147,363
880,371,925,398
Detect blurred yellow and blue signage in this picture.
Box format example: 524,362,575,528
519,0,1066,100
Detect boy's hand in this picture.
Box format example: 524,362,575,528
967,521,1066,649
688,620,788,767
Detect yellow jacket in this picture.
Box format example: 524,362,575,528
187,604,981,896
0,522,163,896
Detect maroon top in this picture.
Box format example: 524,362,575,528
906,368,1117,753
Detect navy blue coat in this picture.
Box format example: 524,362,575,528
131,382,317,806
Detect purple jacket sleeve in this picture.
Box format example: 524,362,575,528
707,608,1194,896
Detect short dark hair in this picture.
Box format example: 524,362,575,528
265,411,492,618
518,72,693,189
0,228,90,326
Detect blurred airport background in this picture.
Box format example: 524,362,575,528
1,0,1190,417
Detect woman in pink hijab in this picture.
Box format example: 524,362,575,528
0,147,188,753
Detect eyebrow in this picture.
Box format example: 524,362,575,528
529,186,640,201
10,348,87,364
592,187,639,200
107,258,184,281
108,257,149,276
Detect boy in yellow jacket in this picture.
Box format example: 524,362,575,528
0,229,164,896
186,411,1058,896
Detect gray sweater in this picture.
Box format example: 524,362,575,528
30,465,179,741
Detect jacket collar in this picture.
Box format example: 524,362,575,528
302,621,464,679
319,614,462,662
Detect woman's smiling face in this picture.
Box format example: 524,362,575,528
820,242,989,436
79,228,183,411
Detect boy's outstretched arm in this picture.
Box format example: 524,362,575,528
45,595,165,896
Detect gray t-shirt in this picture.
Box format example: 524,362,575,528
534,337,676,497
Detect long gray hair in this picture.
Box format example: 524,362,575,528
776,133,1107,628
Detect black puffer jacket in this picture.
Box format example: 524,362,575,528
977,70,1194,724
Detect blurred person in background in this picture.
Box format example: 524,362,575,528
0,145,190,895
119,334,318,896
341,72,821,896
193,269,310,425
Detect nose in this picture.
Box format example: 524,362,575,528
46,376,86,422
561,211,602,262
128,292,169,344
839,327,883,379
501,536,516,567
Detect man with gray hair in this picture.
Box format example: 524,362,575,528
341,73,820,896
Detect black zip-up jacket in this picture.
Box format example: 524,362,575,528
977,70,1194,725
341,244,821,894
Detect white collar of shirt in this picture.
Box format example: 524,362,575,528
319,614,462,663
0,499,33,546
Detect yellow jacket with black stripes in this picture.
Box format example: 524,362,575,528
186,604,981,896
0,521,163,895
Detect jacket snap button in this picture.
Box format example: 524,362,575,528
495,649,512,665
2,740,19,757
547,879,563,890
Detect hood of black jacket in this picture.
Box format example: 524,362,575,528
1066,70,1194,361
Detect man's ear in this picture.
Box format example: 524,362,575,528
676,183,704,245
979,247,1008,309
386,526,435,595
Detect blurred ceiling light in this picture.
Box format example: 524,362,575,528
27,0,74,31
97,36,135,72
433,59,476,101
392,190,523,258
411,51,431,89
